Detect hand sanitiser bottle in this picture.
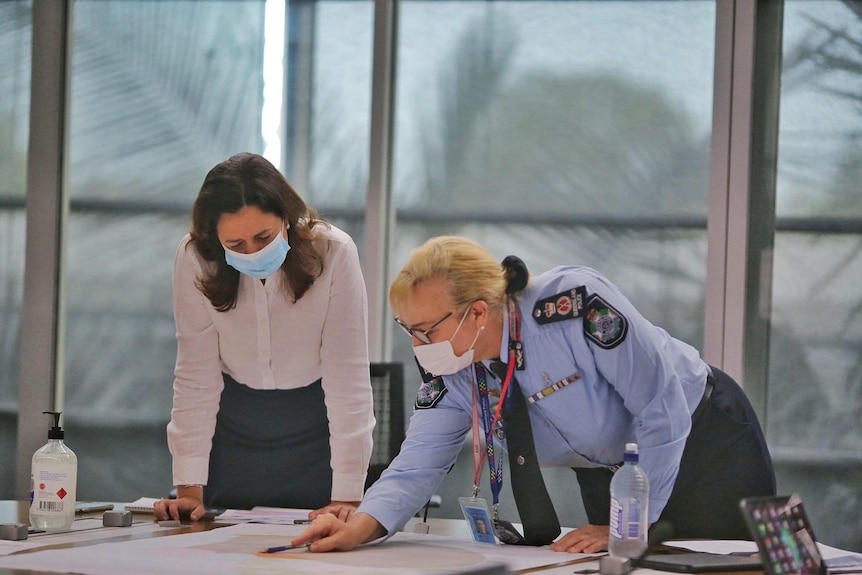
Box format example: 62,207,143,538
30,411,78,531
608,442,650,559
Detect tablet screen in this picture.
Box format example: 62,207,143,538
739,494,826,575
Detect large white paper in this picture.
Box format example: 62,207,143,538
0,517,162,557
0,522,594,575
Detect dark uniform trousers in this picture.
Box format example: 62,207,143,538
573,366,776,539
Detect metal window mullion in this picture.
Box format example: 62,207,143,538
15,0,72,497
740,0,783,422
704,0,737,368
725,0,759,385
364,0,397,362
704,0,782,422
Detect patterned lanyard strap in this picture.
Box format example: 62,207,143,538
473,362,504,503
470,296,524,505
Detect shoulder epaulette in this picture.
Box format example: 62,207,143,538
532,286,587,325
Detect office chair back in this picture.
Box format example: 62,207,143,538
367,362,405,489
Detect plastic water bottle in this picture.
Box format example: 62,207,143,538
608,442,649,558
30,411,78,532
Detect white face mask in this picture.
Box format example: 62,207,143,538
413,306,482,376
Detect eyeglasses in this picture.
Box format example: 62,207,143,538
394,311,453,345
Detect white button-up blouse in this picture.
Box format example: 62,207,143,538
167,224,375,502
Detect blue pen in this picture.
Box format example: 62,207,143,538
263,542,311,553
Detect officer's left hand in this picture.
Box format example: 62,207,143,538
309,501,360,522
549,524,609,553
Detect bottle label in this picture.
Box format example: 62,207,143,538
31,464,76,515
610,497,624,539
609,496,643,540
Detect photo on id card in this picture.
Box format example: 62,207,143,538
459,497,497,544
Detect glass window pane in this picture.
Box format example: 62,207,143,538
392,0,715,526
65,0,266,500
772,0,862,552
0,0,31,499
308,2,373,213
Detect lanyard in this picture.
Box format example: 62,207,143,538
469,296,523,504
471,363,503,503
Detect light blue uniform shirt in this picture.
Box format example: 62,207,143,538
358,265,708,534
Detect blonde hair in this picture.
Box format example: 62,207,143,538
389,236,507,314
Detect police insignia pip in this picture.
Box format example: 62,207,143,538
415,377,448,409
532,286,587,325
583,294,628,349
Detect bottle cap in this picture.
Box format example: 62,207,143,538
625,442,638,454
43,411,64,440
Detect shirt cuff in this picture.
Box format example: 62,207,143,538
172,455,211,487
331,471,367,502
356,499,404,537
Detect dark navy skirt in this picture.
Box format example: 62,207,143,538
204,373,332,510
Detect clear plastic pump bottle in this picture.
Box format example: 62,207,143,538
30,411,78,532
608,442,650,558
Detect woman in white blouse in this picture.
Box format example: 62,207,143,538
154,152,375,522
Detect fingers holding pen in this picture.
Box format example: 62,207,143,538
291,512,385,553
291,514,347,552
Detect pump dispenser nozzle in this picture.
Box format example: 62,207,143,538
43,411,64,440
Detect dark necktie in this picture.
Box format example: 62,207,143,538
490,360,561,546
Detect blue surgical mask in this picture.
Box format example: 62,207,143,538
223,229,290,279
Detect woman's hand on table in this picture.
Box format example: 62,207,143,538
309,500,360,522
153,485,206,521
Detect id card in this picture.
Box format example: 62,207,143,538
458,497,497,544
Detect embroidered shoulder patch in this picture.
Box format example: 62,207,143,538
532,286,587,325
583,294,628,349
415,377,448,409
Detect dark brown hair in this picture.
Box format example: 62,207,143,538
189,152,326,311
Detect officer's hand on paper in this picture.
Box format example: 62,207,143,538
549,524,609,554
291,513,387,552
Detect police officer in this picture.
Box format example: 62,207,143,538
297,235,775,553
